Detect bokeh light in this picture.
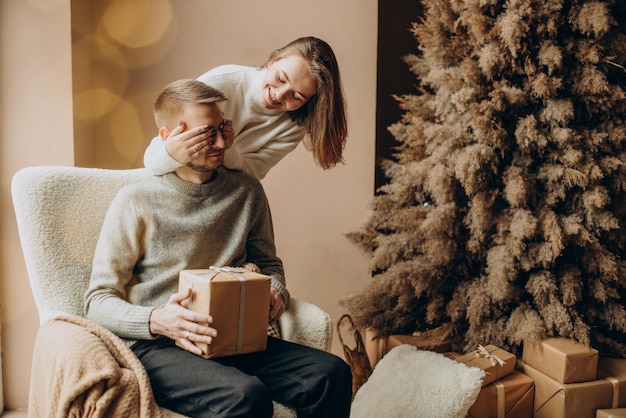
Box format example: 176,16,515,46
101,0,173,49
108,98,145,166
73,88,122,121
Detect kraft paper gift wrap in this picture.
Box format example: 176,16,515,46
178,267,270,358
522,337,598,383
516,359,626,418
455,344,517,387
597,409,626,418
598,357,626,410
364,325,453,368
466,370,534,418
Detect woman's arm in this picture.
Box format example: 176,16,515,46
226,124,304,179
143,135,184,175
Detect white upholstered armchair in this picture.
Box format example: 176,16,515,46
12,166,333,418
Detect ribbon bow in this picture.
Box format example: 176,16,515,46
209,266,251,274
475,344,505,367
207,265,253,354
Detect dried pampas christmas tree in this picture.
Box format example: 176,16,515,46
342,0,626,356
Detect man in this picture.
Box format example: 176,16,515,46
85,79,352,417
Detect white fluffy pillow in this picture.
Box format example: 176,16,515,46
351,345,485,418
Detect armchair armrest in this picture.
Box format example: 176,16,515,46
278,298,333,352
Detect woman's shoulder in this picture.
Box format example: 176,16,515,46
197,65,260,81
197,65,263,97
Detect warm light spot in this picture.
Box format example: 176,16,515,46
109,100,145,165
102,0,173,48
72,35,127,71
72,36,130,112
73,88,121,120
121,17,179,69
97,38,127,66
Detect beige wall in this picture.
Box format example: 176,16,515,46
0,0,75,410
1,0,377,410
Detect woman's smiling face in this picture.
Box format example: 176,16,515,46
260,55,318,112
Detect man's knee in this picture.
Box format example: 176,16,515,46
321,353,352,386
335,356,352,383
228,377,274,418
297,352,352,418
306,352,352,402
186,377,274,418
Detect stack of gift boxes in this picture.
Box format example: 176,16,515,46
365,330,626,417
518,338,626,418
449,345,533,417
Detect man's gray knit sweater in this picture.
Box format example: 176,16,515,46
85,168,288,345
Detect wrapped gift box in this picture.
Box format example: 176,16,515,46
454,345,517,387
516,359,626,418
522,337,598,383
178,267,270,358
597,409,626,418
365,325,453,368
598,357,626,409
467,370,534,418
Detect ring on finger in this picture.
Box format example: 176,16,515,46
185,330,191,339
193,144,199,153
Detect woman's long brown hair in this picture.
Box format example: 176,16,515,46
265,36,348,170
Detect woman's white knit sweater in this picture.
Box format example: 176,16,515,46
144,65,306,180
85,169,288,345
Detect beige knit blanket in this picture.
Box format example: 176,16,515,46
28,315,163,418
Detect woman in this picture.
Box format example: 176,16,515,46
144,36,348,180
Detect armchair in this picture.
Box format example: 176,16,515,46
12,166,333,418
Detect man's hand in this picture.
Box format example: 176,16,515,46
149,287,217,356
269,287,285,321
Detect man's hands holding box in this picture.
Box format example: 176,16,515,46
177,267,272,358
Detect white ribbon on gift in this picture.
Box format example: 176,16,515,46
598,370,621,409
190,266,251,354
495,381,505,418
210,266,250,354
475,344,506,367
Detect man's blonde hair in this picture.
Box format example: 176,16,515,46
153,79,227,129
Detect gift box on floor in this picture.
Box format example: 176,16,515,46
516,358,626,418
597,409,626,418
598,357,626,408
178,267,270,358
522,337,598,383
365,325,453,368
454,345,517,387
466,370,534,418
